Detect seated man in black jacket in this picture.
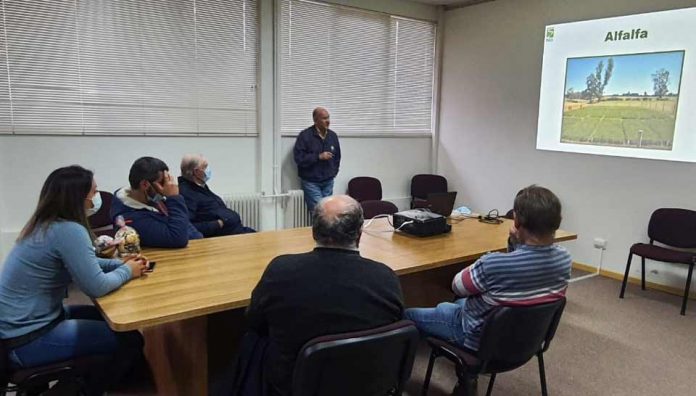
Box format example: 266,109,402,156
178,154,255,237
245,195,404,396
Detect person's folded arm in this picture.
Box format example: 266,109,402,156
134,195,192,248
192,220,221,237
293,134,319,168
57,223,131,298
98,257,125,273
451,259,488,297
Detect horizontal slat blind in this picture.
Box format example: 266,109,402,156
0,0,258,136
279,0,435,136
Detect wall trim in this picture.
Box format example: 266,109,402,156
573,261,695,300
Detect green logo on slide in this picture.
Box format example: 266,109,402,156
546,27,555,42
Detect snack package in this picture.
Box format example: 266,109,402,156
114,215,141,255
94,235,121,258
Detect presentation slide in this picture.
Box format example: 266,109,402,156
537,7,696,162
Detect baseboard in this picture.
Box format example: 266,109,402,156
573,262,696,300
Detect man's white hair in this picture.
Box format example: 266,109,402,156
180,154,204,180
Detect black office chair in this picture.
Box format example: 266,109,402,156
361,200,399,219
421,298,566,396
292,320,420,396
1,338,110,396
348,177,383,202
411,174,447,209
620,208,696,315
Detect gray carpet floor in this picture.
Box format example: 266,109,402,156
15,272,696,395
402,274,696,396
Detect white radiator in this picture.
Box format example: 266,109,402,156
223,193,262,231
287,189,312,228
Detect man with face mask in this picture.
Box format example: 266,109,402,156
111,156,203,248
178,154,256,237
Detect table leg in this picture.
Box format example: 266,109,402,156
142,315,208,395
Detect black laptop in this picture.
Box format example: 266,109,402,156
426,192,457,217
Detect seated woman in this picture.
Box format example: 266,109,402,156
0,165,149,395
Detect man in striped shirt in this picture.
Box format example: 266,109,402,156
405,185,571,353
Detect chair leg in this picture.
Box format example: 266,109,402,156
421,349,438,396
620,253,633,298
485,373,496,396
538,352,548,396
464,374,479,396
681,264,694,316
641,257,646,290
453,374,478,396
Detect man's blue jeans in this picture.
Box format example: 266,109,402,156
301,178,334,213
404,299,469,347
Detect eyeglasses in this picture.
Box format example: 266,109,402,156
479,209,503,225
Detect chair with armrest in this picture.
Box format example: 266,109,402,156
421,298,566,396
88,190,116,238
292,320,420,396
619,208,696,315
411,175,447,209
1,338,109,396
348,177,383,203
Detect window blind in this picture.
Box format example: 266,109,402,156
279,0,436,136
0,0,258,136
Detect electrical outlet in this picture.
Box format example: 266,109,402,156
593,237,607,250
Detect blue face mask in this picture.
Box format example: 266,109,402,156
203,167,212,182
86,191,102,217
146,183,165,205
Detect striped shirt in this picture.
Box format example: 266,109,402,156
451,244,571,351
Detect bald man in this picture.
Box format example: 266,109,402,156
245,195,403,395
178,154,255,237
293,107,342,212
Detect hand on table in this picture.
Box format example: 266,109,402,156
123,254,149,278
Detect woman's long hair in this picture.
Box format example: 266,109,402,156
18,165,94,241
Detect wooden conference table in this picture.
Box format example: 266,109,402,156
95,218,576,395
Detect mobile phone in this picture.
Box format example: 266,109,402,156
146,261,157,272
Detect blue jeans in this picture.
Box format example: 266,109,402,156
301,178,334,213
8,305,144,394
405,299,470,347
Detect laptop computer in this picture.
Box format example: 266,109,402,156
426,191,457,217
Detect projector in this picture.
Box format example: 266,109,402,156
392,210,452,237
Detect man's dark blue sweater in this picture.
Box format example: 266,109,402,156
293,126,341,182
111,187,202,248
178,177,255,237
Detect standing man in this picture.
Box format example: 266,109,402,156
293,107,341,212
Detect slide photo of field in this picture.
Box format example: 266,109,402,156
561,51,684,150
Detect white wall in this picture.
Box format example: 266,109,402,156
0,136,258,256
439,0,696,289
0,0,439,263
